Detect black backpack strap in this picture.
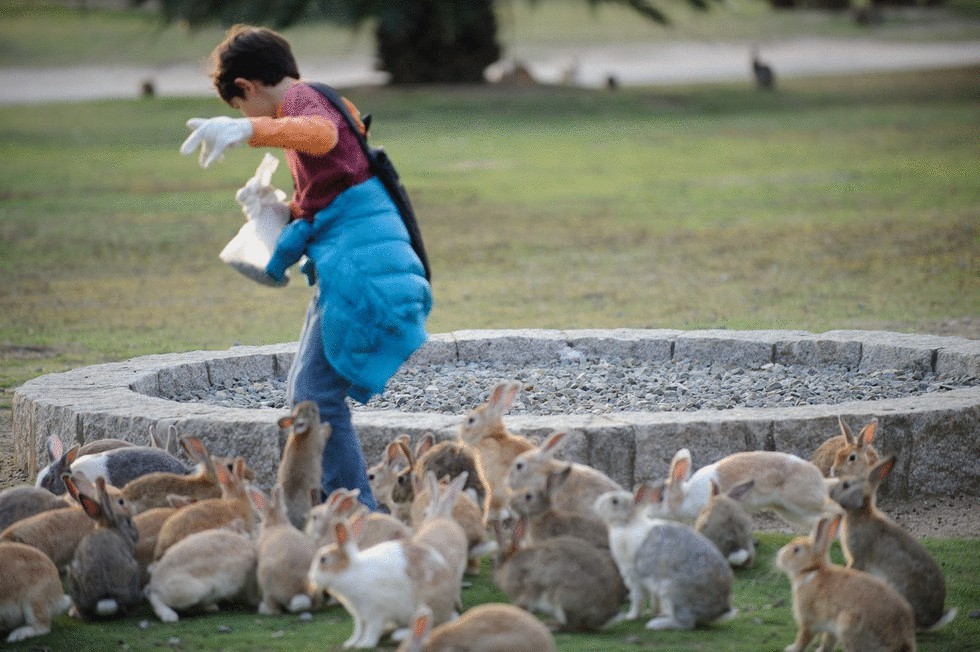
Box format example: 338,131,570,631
306,82,431,282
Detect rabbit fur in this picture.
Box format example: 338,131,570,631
409,470,493,571
35,434,133,495
492,517,626,632
411,471,471,609
776,514,916,652
144,521,259,622
308,519,458,649
457,381,535,526
660,448,833,530
413,433,487,511
810,416,880,478
70,446,190,494
121,436,221,514
693,479,756,568
219,152,291,286
251,484,320,615
830,456,956,631
367,434,412,516
509,464,609,551
277,401,331,529
305,487,410,550
0,541,72,642
66,474,142,620
397,603,558,652
0,484,71,532
507,431,621,520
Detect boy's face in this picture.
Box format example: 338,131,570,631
229,78,277,118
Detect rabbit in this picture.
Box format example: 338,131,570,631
35,433,133,495
389,437,426,524
507,431,621,520
397,602,558,652
509,464,609,551
0,484,71,531
308,519,458,649
413,432,487,511
144,520,259,622
121,436,222,514
0,541,72,642
492,517,626,632
66,474,142,619
153,456,259,559
219,152,292,286
776,514,917,652
70,445,191,492
658,447,834,530
367,434,412,515
694,479,756,568
251,484,320,615
132,495,197,585
277,400,331,528
411,471,471,607
457,380,536,528
306,487,410,550
410,470,493,573
810,415,880,478
830,455,956,631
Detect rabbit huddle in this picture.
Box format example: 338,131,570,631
1,388,961,650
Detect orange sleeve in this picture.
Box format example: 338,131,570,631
342,97,367,136
248,115,339,155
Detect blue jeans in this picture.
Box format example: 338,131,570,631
285,291,378,511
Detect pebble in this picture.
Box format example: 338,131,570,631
166,357,977,416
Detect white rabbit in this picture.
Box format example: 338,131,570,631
219,152,292,287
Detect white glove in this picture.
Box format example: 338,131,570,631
180,116,254,168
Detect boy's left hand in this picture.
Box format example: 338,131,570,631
180,116,254,168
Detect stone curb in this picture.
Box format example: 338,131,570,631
12,330,980,499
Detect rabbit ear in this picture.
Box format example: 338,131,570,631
488,381,520,417
443,471,468,504
397,441,415,468
814,514,842,554
46,435,64,463
867,455,895,488
727,479,755,502
180,436,211,464
96,476,119,526
63,473,83,503
249,487,268,512
64,444,81,467
669,449,692,484
415,433,435,459
79,492,103,520
540,432,566,458
858,418,878,448
386,441,407,467
838,415,855,444
277,415,295,430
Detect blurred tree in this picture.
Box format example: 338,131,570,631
136,0,718,84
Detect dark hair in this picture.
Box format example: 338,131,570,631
210,25,300,104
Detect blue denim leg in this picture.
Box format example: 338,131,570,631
286,292,378,511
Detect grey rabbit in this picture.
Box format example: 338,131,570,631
509,464,609,550
66,474,142,620
70,446,190,490
694,479,756,568
0,485,70,531
414,433,487,510
35,434,133,495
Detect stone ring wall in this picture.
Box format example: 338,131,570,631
12,329,979,500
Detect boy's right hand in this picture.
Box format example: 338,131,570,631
180,116,254,168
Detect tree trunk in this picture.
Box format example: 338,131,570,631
375,0,501,84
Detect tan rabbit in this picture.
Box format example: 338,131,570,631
507,431,621,520
397,603,558,652
145,521,259,622
410,471,492,574
413,433,487,512
367,434,412,516
0,484,71,532
121,436,221,514
830,456,956,631
509,464,609,551
694,479,756,568
277,401,331,529
250,485,320,615
457,381,535,527
389,438,424,524
0,541,72,642
306,488,410,550
810,416,880,478
133,496,196,585
153,457,258,559
659,447,834,530
412,471,471,609
776,514,916,652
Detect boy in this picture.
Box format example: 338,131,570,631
181,25,432,510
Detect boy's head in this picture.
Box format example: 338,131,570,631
210,25,300,105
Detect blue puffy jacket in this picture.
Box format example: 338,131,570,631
266,177,432,403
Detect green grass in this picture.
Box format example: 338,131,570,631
3,534,977,651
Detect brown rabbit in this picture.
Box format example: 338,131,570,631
810,416,880,478
121,436,221,514
830,456,956,631
132,496,196,585
367,434,412,515
412,472,471,609
398,602,558,652
694,479,756,568
153,457,258,559
410,470,492,574
507,431,621,520
0,485,71,531
277,401,331,529
306,488,410,550
413,433,487,511
509,464,609,551
776,514,916,652
457,381,535,528
0,541,72,642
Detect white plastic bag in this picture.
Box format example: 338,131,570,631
219,153,291,287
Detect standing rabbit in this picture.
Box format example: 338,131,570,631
810,415,880,478
660,447,832,529
66,474,142,619
457,381,535,527
145,521,259,622
35,434,132,495
398,603,557,652
776,514,916,652
411,471,471,609
0,541,72,642
694,479,756,568
509,464,609,550
367,434,412,515
492,517,626,632
830,456,956,630
507,431,621,519
277,400,331,528
251,484,320,615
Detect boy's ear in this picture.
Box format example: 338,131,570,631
233,77,257,97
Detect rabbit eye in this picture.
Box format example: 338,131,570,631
848,453,857,462
612,497,620,506
842,482,850,490
368,473,375,481
467,416,476,425
516,462,525,471
793,546,801,553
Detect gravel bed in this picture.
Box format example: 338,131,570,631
167,357,977,415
